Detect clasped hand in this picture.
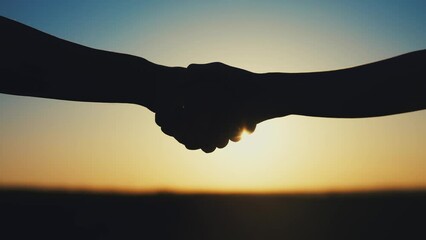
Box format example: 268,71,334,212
154,63,260,153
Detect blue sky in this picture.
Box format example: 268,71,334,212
1,0,425,68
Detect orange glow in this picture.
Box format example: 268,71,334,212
235,128,252,142
1,91,426,194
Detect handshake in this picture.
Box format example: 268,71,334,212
154,62,275,153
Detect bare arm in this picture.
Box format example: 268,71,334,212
0,16,184,112
255,50,426,121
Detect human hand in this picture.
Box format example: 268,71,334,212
154,62,261,153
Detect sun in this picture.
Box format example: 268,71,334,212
238,128,252,140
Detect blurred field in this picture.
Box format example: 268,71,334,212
1,189,425,239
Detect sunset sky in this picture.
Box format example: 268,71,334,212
1,0,425,193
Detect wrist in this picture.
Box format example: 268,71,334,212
251,73,295,122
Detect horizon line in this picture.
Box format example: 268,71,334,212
1,184,426,196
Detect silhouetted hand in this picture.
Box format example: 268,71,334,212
154,63,261,153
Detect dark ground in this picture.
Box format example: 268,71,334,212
0,189,425,240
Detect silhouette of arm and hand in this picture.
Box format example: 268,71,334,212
1,16,425,152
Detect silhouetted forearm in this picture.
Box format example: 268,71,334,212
0,16,181,112
257,50,426,119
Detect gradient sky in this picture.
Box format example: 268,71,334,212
1,0,425,193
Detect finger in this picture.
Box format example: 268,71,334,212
214,129,229,148
181,128,202,150
245,122,256,133
185,143,200,150
229,125,243,142
155,113,164,127
216,138,229,149
159,116,183,138
230,134,241,142
161,126,174,137
202,145,216,153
